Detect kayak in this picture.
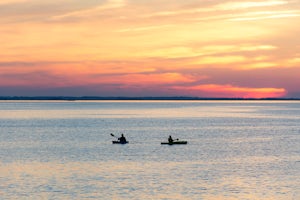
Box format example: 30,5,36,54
161,141,187,145
112,141,128,144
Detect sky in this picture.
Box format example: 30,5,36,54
1,0,300,98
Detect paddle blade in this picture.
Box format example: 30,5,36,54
110,133,115,137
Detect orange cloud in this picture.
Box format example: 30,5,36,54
74,73,196,86
0,70,196,89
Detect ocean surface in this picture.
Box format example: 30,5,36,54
0,100,299,200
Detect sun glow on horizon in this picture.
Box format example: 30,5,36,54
173,84,287,98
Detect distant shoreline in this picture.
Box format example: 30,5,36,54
0,96,299,101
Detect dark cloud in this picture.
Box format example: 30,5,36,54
0,61,37,67
0,61,79,67
0,83,178,97
286,91,300,98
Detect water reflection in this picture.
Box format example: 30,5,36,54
1,156,299,199
0,101,299,199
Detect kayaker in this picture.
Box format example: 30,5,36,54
168,135,174,143
118,134,127,143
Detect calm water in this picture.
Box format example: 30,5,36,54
0,100,299,199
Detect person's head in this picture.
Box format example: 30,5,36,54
122,134,124,137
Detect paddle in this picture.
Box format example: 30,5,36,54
110,133,118,138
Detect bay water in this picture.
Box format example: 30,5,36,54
0,100,299,199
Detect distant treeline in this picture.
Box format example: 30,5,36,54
0,96,299,101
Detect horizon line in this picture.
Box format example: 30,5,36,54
0,96,299,101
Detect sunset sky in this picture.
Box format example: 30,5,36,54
1,0,300,98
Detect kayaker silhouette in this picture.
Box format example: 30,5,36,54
119,134,127,143
161,135,187,145
168,135,174,143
